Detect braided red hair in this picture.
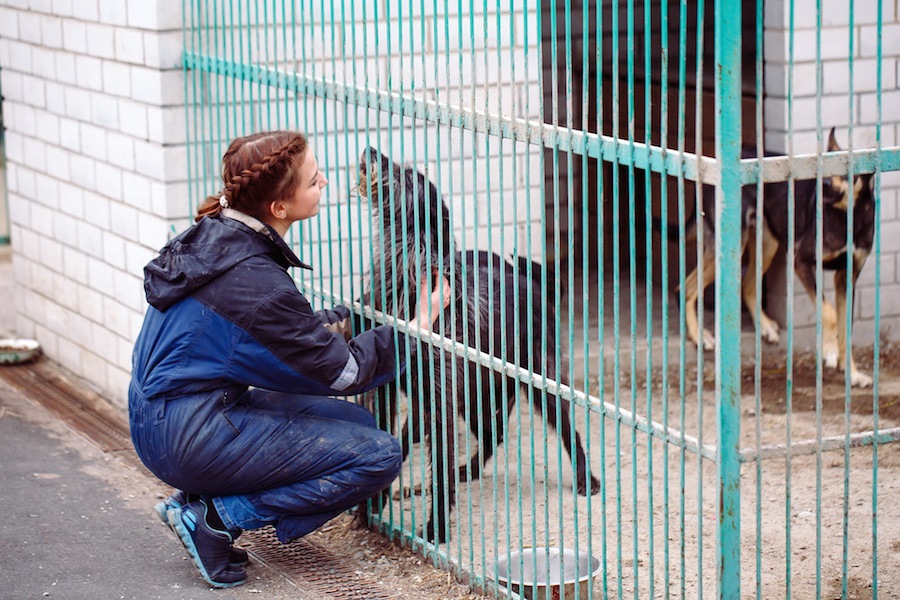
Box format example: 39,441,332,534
196,131,309,223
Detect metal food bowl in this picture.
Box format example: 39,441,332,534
492,547,600,600
0,338,42,364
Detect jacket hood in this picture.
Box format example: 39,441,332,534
144,211,310,311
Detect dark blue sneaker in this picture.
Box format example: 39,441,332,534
167,499,247,588
156,491,249,567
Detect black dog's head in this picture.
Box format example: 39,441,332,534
356,147,459,316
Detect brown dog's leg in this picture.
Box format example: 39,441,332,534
795,259,841,369
684,246,718,351
834,255,872,387
743,221,781,344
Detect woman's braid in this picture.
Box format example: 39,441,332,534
224,136,306,208
195,131,308,223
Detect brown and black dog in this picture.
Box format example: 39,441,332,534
680,129,875,387
356,147,599,543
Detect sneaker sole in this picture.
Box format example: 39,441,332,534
167,506,246,589
158,498,248,567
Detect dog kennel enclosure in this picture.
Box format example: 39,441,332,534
182,1,900,598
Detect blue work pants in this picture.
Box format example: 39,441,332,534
129,384,401,543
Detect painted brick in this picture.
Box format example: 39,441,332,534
51,0,73,18
34,172,60,209
61,18,87,54
31,45,56,80
22,136,47,173
64,86,92,121
118,99,148,139
94,160,123,201
114,27,144,64
85,22,115,59
56,337,83,375
97,0,127,26
137,212,170,250
8,40,34,74
133,138,163,178
29,0,53,14
102,60,131,97
109,202,139,241
45,144,70,181
113,269,144,314
40,15,63,49
89,91,119,129
158,69,185,106
124,239,154,278
75,54,104,91
8,103,37,136
78,122,107,161
17,10,42,45
0,70,24,104
142,30,182,70
76,285,105,323
80,350,109,392
21,73,47,108
101,295,130,341
36,110,61,145
53,50,76,85
0,7,19,38
126,1,159,30
146,105,185,145
40,237,64,273
860,90,900,124
78,220,104,259
121,171,153,209
860,24,900,59
58,117,80,151
101,230,126,269
82,191,111,231
68,153,95,191
163,144,188,182
61,245,88,284
156,181,190,220
57,180,84,217
86,255,115,296
130,64,162,104
105,130,135,171
53,212,80,249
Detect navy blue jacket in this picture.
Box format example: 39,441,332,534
130,209,404,401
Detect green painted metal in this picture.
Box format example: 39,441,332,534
180,2,898,598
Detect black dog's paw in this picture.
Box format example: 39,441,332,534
424,519,450,544
577,475,602,496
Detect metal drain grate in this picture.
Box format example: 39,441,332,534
241,527,398,599
0,360,399,600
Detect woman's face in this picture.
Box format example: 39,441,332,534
285,150,328,222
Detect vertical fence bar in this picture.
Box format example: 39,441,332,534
713,0,742,598
872,4,884,598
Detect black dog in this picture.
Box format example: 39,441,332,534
355,147,600,543
678,129,875,387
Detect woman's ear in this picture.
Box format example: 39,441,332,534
268,199,288,220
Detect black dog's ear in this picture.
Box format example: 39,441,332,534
827,127,841,152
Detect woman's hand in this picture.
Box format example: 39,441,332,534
413,270,451,331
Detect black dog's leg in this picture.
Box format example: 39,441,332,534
540,389,601,495
422,352,456,544
458,373,517,482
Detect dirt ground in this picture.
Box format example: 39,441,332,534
380,340,899,599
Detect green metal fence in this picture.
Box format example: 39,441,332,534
182,1,900,597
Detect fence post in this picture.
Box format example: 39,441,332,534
714,0,742,598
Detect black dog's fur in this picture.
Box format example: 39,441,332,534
356,147,599,543
677,129,875,386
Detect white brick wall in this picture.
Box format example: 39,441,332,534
764,0,900,349
0,0,185,407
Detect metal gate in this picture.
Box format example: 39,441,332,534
182,1,900,597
